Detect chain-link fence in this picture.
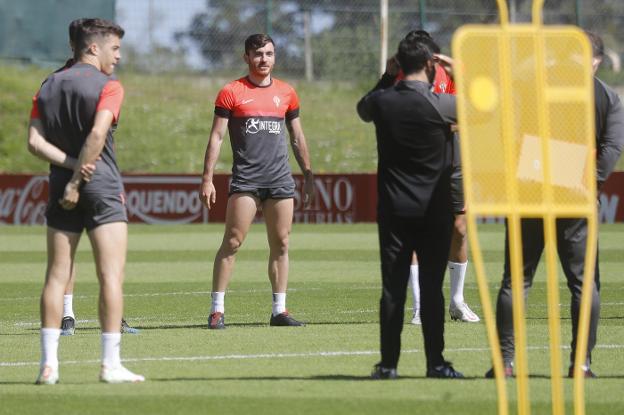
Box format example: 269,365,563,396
1,0,623,80
0,0,115,64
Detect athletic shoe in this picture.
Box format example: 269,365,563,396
568,365,597,378
35,365,59,385
121,318,140,334
99,365,145,384
269,311,305,327
371,363,398,380
208,312,225,329
485,362,514,378
60,316,75,336
410,311,422,325
426,361,464,379
449,302,480,323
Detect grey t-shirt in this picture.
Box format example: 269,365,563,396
214,76,299,188
33,63,124,195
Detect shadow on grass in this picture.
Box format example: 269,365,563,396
150,374,481,382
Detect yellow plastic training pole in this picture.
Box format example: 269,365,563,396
508,213,530,415
574,212,598,415
466,213,509,415
498,1,530,411
530,3,565,411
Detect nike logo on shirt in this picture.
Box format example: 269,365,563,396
241,99,254,105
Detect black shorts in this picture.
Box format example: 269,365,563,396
229,182,295,201
46,174,127,233
450,164,465,214
451,133,465,214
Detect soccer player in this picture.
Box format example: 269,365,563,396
50,18,138,337
485,31,624,379
358,37,464,379
386,30,479,325
28,18,144,384
199,34,314,329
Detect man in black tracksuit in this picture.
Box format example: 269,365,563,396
488,31,624,379
357,38,464,379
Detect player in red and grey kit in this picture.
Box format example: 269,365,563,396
28,18,143,384
199,34,314,329
48,18,138,337
386,30,480,325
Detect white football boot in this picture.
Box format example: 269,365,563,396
449,302,480,322
100,365,145,384
35,365,59,385
410,311,422,325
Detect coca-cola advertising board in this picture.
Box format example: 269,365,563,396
0,174,377,225
1,173,622,225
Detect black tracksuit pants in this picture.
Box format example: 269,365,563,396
377,212,453,369
496,218,600,365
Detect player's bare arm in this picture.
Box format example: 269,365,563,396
60,109,114,210
28,119,96,180
199,115,229,210
286,117,314,208
433,53,454,79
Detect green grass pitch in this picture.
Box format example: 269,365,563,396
1,223,623,414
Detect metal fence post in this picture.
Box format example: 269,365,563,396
419,0,426,28
266,0,273,36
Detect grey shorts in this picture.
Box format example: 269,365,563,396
46,175,127,233
229,182,295,201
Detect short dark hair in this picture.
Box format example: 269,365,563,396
396,38,433,76
244,33,274,54
585,31,604,59
74,18,125,60
68,18,86,45
404,29,441,54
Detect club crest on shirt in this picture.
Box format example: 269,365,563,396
245,118,281,135
273,96,281,107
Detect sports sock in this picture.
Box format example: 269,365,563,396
101,332,122,368
272,293,286,316
449,261,468,306
63,294,75,319
409,265,420,313
40,328,61,370
211,292,225,313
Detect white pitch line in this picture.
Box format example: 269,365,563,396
9,301,624,327
0,287,324,302
2,344,623,368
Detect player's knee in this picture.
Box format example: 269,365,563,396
223,236,244,254
453,217,467,239
270,235,289,255
97,269,123,285
45,263,72,285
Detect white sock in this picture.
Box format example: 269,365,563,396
409,265,420,313
101,332,122,369
449,261,468,306
63,294,74,319
211,292,225,313
40,328,61,370
272,293,286,316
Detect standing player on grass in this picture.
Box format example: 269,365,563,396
199,34,314,329
28,18,144,384
50,18,138,337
